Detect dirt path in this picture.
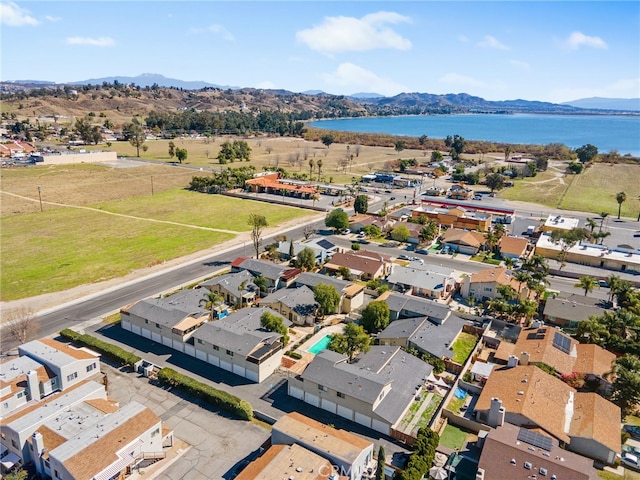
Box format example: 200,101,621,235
0,191,240,234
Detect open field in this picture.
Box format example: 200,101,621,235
500,162,640,217
1,207,235,301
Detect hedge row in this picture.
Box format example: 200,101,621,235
59,329,141,367
157,367,253,421
394,428,440,480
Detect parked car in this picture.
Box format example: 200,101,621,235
385,189,392,193
621,453,640,471
390,196,396,200
340,229,351,235
415,249,429,255
473,195,482,200
624,425,640,439
399,254,411,260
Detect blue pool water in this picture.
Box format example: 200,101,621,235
308,335,332,354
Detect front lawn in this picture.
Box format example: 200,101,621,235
439,425,468,451
451,332,478,364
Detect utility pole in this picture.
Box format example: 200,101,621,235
151,176,154,195
37,186,43,212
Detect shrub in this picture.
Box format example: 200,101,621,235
286,351,303,359
157,368,253,420
59,329,141,367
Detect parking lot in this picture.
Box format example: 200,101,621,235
102,363,270,480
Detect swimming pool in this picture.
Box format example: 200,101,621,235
308,335,332,354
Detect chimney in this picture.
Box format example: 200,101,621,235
488,397,505,427
519,351,530,366
476,468,485,480
32,431,45,455
507,355,519,368
27,370,40,401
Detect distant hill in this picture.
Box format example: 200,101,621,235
71,73,237,90
562,97,640,111
349,92,385,99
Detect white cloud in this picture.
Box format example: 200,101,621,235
565,31,607,50
510,59,530,70
45,15,61,22
477,35,510,51
320,62,407,96
296,11,412,54
189,24,234,41
0,2,40,26
439,73,487,88
458,35,469,43
66,37,116,47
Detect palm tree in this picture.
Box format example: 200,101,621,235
598,212,609,233
585,217,598,236
503,257,514,269
592,230,611,245
237,279,249,308
311,193,320,206
574,276,599,296
606,274,621,303
199,291,223,319
576,317,609,344
517,299,539,326
308,158,315,179
513,270,532,295
616,191,627,219
317,159,323,181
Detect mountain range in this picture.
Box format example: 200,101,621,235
3,73,639,113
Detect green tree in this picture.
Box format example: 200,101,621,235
616,191,627,219
295,246,317,271
123,118,146,157
485,172,505,192
354,194,369,214
517,299,539,326
308,158,315,179
260,311,289,345
3,469,28,480
328,323,371,362
314,283,341,318
550,228,588,269
325,209,349,231
575,144,599,163
175,147,188,164
375,445,386,480
419,221,438,243
321,134,335,149
199,291,223,319
574,276,599,296
391,224,410,243
394,140,406,157
248,213,268,259
567,161,584,174
74,117,102,145
607,355,640,419
363,224,381,238
445,134,466,161
361,300,390,334
168,140,176,159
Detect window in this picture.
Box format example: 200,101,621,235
484,287,492,292
145,319,149,324
151,428,160,437
55,470,60,478
155,323,161,329
67,372,78,381
11,439,18,449
213,345,219,351
87,363,96,372
337,392,345,398
226,350,234,356
318,384,327,392
17,390,26,399
3,402,8,409
51,377,57,385
197,338,203,344
44,460,50,468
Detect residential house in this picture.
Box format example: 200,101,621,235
235,443,340,480
200,270,259,307
191,307,290,383
461,267,530,301
477,423,598,480
324,251,391,281
294,272,364,314
388,207,415,221
288,347,433,436
120,288,210,353
401,221,425,245
233,258,302,292
498,236,530,260
259,285,319,326
0,356,54,418
378,291,451,324
271,412,374,480
412,206,492,232
492,326,615,384
475,365,620,464
385,264,457,300
441,228,486,255
448,184,475,200
348,214,396,235
543,294,609,328
18,339,101,393
276,238,337,263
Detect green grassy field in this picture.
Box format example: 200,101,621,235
439,425,469,450
452,332,478,364
94,188,312,232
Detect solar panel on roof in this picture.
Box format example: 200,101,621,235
552,331,572,354
517,428,553,451
317,239,335,250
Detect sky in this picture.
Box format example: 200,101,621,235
1,1,639,103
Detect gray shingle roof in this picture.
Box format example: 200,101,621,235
408,314,468,358
237,258,289,281
386,266,452,291
200,270,258,296
125,288,209,328
295,272,352,293
260,285,318,315
192,307,291,357
383,292,450,323
378,318,425,341
543,297,607,324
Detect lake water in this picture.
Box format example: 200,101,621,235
309,113,640,157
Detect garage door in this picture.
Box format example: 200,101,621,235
195,349,207,361
151,332,161,343
220,360,232,372
304,392,320,407
172,340,183,352
321,399,337,414
131,325,141,336
162,336,172,347
337,405,353,421
372,418,389,434
121,319,132,331
233,364,246,377
355,412,372,428
141,328,151,339
208,354,220,367
289,386,304,400
184,345,195,357
245,369,259,383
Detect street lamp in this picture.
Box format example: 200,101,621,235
37,186,43,212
